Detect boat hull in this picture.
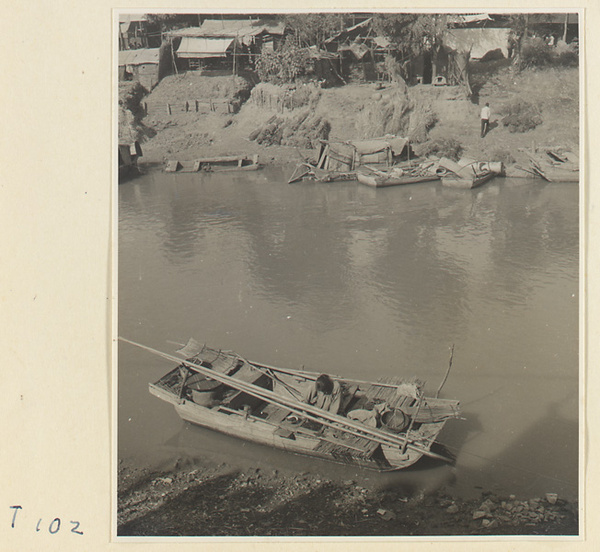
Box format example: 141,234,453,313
441,171,495,189
165,154,260,173
168,396,421,471
357,172,438,188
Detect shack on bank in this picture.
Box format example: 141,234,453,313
118,48,160,90
166,19,285,73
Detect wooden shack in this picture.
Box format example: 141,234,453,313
118,48,160,90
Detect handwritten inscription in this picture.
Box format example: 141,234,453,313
10,506,83,535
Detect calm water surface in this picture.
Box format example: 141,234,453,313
118,166,579,500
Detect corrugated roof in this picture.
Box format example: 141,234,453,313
200,19,285,37
169,19,284,40
176,37,235,58
118,48,159,66
449,14,493,25
339,42,370,60
325,17,372,44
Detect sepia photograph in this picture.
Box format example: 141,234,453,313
116,11,580,538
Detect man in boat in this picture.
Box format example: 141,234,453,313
303,374,342,414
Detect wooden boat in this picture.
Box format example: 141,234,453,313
118,141,142,178
357,166,439,188
165,154,260,173
524,157,579,183
441,171,496,189
439,157,503,189
288,162,356,184
121,338,461,471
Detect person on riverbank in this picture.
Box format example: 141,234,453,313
303,374,342,414
481,102,491,138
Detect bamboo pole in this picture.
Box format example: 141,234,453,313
168,339,410,390
121,338,451,462
436,344,454,399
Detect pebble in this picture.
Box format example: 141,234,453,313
377,509,396,521
447,504,459,514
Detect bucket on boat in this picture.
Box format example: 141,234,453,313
381,409,409,433
189,376,221,406
191,389,215,406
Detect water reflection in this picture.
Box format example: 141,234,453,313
119,168,578,500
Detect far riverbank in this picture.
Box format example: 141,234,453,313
120,64,578,176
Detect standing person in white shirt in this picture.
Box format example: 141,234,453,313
480,102,491,138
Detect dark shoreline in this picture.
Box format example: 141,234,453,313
117,456,578,537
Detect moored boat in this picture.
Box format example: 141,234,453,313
441,171,496,189
165,154,260,173
287,162,356,184
119,141,143,179
439,157,504,189
122,338,461,471
357,164,439,188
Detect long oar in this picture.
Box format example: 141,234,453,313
122,338,451,462
170,339,415,391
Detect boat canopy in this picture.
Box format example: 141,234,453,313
317,136,411,172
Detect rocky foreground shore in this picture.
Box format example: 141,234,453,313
117,458,578,537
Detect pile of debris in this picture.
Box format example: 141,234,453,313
468,494,567,530
510,146,579,182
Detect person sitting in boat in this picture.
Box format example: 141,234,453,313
303,374,342,414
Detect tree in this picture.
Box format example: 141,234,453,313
372,14,451,81
283,14,353,48
145,14,200,33
506,14,529,71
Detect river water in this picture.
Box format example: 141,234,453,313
118,166,579,501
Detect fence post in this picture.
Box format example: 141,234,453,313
185,101,189,112
167,103,171,115
195,100,199,112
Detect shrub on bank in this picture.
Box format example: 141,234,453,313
521,38,553,68
520,37,579,69
256,43,313,84
416,138,463,161
500,100,543,133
